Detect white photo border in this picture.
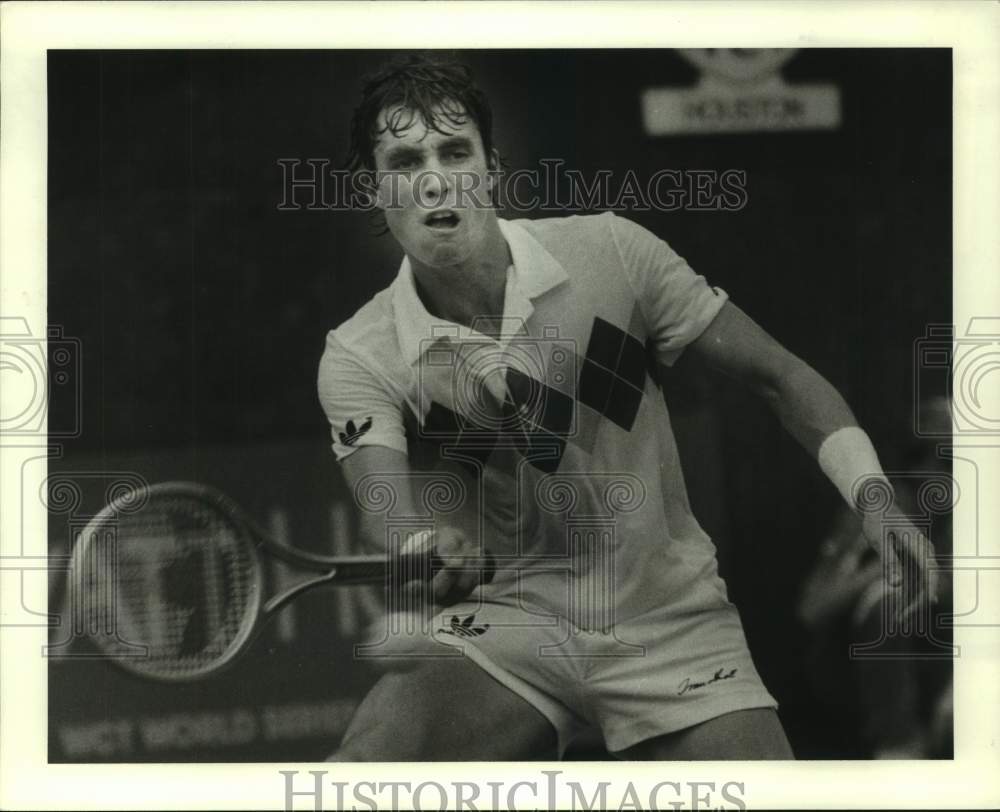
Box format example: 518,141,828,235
2,1,998,809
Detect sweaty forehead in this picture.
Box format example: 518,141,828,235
372,103,480,151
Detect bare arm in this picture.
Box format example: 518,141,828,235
341,445,419,555
685,301,857,456
686,301,938,604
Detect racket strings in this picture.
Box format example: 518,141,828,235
80,495,257,678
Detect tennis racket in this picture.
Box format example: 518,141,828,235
69,481,494,682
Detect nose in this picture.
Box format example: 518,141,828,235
414,160,452,206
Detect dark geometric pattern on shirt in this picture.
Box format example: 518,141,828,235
578,317,646,431
410,314,651,474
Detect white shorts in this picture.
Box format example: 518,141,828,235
429,589,778,755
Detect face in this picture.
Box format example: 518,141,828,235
371,105,497,269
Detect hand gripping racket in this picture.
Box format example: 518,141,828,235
69,481,494,681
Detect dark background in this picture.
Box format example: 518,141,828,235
48,49,951,761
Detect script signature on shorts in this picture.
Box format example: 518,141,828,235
677,666,739,696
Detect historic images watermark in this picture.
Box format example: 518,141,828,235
0,317,156,658
833,317,1000,660
914,319,1000,438
281,769,748,811
0,318,85,637
0,316,81,440
276,159,748,214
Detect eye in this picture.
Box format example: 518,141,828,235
443,148,470,161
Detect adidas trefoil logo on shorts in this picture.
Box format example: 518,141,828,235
439,613,490,638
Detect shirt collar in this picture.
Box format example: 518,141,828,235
392,218,568,365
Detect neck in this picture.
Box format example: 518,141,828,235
410,218,511,333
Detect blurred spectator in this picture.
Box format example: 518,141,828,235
796,396,953,759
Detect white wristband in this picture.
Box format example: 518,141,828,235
817,426,891,511
401,529,435,555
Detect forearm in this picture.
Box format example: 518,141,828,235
761,358,890,510
342,445,423,555
686,302,928,594
760,357,857,457
356,511,395,555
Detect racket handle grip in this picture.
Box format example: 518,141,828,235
396,550,497,586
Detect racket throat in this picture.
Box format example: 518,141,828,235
263,569,341,614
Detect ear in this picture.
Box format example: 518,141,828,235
487,148,501,186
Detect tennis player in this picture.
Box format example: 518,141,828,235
318,56,937,760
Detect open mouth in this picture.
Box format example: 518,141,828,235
424,209,461,230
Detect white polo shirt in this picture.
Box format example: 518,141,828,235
318,212,730,627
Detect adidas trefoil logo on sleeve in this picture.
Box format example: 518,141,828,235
339,416,373,446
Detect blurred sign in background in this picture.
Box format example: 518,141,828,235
47,48,951,761
642,48,841,135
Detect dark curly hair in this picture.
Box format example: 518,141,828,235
345,53,497,173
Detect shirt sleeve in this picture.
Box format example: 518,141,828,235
608,213,728,367
317,334,408,461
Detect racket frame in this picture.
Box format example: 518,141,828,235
70,481,482,682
